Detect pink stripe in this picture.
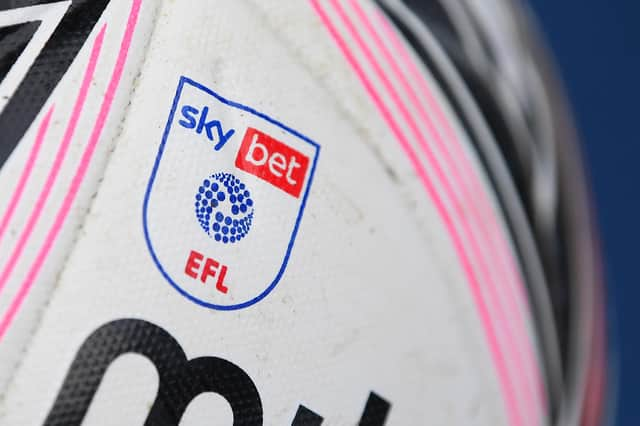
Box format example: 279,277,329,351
374,4,539,368
0,25,106,298
376,13,534,340
359,4,544,419
310,1,521,425
374,13,546,417
0,106,54,242
0,0,141,340
325,1,530,423
583,291,606,426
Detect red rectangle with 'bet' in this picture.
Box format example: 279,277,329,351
235,127,309,198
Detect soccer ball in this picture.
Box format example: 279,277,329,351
0,1,605,425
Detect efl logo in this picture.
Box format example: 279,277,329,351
143,77,319,310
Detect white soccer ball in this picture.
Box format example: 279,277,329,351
0,1,606,425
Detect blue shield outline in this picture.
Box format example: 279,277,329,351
142,76,320,310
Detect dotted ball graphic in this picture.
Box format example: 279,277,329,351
194,172,254,244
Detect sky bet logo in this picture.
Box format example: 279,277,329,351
179,103,309,198
178,105,235,150
143,77,319,310
236,127,310,198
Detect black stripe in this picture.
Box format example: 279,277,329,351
358,392,390,426
0,21,40,83
292,405,324,426
0,0,111,169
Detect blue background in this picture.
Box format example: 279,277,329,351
527,1,639,424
